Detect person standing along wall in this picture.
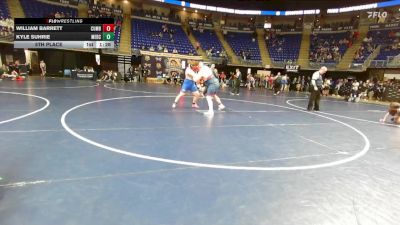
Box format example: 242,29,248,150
39,60,46,77
137,64,143,83
273,72,282,95
231,68,242,95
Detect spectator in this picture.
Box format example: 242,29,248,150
39,60,46,77
231,68,241,95
273,72,282,95
247,73,255,90
219,71,226,85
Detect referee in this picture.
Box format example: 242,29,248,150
307,66,327,111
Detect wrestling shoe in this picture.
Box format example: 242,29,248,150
218,104,225,111
172,103,176,108
192,103,200,109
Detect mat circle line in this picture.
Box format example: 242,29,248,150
61,95,370,171
286,98,400,128
0,91,50,125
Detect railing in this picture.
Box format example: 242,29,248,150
132,48,198,56
350,45,381,70
131,10,181,23
271,59,299,68
387,55,400,67
366,42,400,68
135,49,203,60
363,45,382,69
309,62,337,69
271,61,286,68
350,63,363,70
237,58,262,66
370,54,400,68
209,57,223,64
369,60,387,68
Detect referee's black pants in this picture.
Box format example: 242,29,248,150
274,84,281,94
232,80,240,94
307,88,321,111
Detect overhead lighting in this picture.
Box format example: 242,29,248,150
206,6,216,11
217,7,235,13
235,10,261,15
327,3,377,14
183,7,186,11
195,9,198,13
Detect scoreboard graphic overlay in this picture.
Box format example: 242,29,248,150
14,18,115,49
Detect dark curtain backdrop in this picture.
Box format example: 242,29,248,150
37,50,118,74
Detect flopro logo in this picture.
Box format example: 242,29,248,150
367,11,388,19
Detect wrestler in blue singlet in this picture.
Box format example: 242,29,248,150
181,66,198,93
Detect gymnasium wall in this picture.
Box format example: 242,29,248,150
271,16,300,25
368,68,400,81
0,43,26,65
37,50,118,74
224,15,252,26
